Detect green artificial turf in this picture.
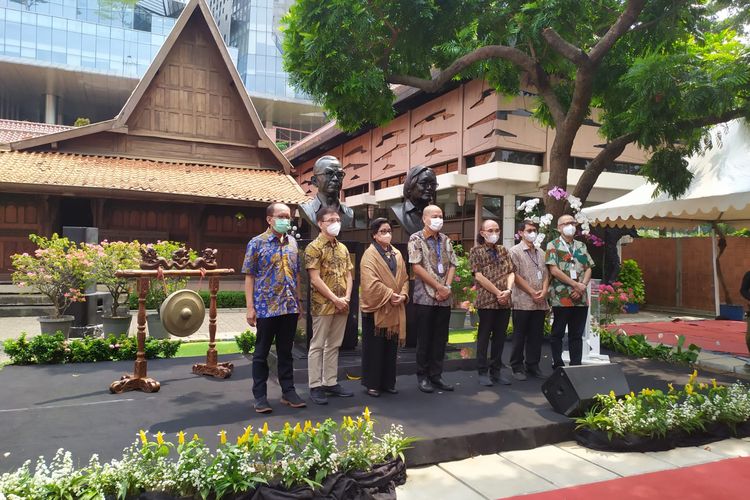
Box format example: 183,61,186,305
448,329,477,344
175,341,242,358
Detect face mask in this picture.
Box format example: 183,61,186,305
562,225,576,237
524,232,537,243
273,218,290,234
326,222,342,237
485,233,499,244
429,218,444,232
379,232,393,245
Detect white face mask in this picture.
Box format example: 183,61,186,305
524,232,537,243
485,233,499,244
429,218,444,232
379,232,393,245
326,222,342,237
562,224,576,237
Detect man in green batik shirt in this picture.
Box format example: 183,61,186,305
545,214,594,368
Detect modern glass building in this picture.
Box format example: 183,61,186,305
0,0,323,135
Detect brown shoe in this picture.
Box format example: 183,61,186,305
280,391,306,408
254,398,272,414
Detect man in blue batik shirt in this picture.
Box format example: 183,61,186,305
243,202,306,413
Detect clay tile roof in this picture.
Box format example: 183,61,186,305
0,120,74,144
0,151,308,205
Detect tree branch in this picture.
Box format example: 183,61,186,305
542,28,588,66
387,45,567,125
589,0,646,64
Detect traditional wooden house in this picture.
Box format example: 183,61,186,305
0,0,307,279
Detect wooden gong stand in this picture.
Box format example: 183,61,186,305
110,255,235,393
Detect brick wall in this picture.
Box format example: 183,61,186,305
622,236,750,313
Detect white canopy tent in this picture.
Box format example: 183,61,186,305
583,119,750,315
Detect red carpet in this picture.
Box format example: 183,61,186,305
507,456,750,500
616,319,748,355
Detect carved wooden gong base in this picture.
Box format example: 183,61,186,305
109,374,161,394
192,361,234,378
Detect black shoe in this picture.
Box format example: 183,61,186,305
324,384,354,397
491,372,512,385
430,377,454,391
254,398,272,414
309,387,328,405
280,391,306,408
478,373,493,386
418,379,434,393
512,371,527,381
383,387,399,394
527,368,545,379
366,388,381,397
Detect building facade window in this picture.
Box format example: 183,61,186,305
571,157,642,175
467,148,544,167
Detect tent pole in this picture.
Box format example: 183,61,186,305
710,228,720,317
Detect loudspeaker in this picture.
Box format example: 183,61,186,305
542,363,630,417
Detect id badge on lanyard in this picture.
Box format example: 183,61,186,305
435,238,444,275
561,240,577,280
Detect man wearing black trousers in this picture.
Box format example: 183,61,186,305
243,202,307,414
408,205,458,393
508,220,549,379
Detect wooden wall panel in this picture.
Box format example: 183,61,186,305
341,131,371,191
371,113,409,181
0,196,44,276
410,88,460,167
127,16,260,146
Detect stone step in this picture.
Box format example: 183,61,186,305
0,304,55,317
0,294,52,306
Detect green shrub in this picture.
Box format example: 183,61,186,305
598,327,700,364
235,329,256,354
617,259,645,304
1,333,182,365
129,290,247,310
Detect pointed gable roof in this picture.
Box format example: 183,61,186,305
6,0,292,175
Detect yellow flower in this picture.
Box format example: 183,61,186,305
237,435,247,446
712,379,718,389
219,430,227,445
304,420,313,433
253,433,260,445
668,383,674,393
262,422,269,436
363,407,371,422
699,383,708,390
192,433,200,442
685,384,694,395
688,369,698,384
177,431,185,445
293,423,302,436
609,390,616,399
139,430,148,445
156,432,164,445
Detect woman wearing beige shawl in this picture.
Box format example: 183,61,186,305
360,218,409,397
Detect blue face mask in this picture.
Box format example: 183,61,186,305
273,218,291,234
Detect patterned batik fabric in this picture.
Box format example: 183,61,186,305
241,229,300,319
407,230,458,307
469,243,515,310
508,242,550,311
305,233,354,316
544,236,595,307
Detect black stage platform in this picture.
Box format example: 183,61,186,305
0,345,742,473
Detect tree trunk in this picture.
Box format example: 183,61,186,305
712,222,733,305
544,134,575,219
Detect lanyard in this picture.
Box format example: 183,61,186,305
430,236,444,274
525,247,540,268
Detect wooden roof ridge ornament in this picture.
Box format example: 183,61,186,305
110,248,235,394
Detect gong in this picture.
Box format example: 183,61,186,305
159,289,205,337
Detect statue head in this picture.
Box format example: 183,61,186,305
403,166,438,208
311,155,345,199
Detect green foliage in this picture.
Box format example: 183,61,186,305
88,240,141,317
11,234,93,318
450,244,476,310
141,241,196,310
730,227,750,237
282,1,750,203
599,327,701,364
2,333,181,365
73,117,90,127
617,259,645,304
235,329,257,354
128,290,246,310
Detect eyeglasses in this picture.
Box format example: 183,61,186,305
483,229,501,234
323,218,341,224
377,229,392,235
317,170,346,180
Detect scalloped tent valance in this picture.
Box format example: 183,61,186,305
583,119,750,229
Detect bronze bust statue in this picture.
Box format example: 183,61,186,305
299,155,354,228
389,166,438,236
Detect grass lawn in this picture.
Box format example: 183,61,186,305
448,329,477,344
176,341,242,358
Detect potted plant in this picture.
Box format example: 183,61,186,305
597,282,637,325
89,240,141,336
142,241,196,339
449,244,477,329
11,234,92,338
617,259,645,313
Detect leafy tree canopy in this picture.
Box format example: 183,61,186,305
282,0,750,210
